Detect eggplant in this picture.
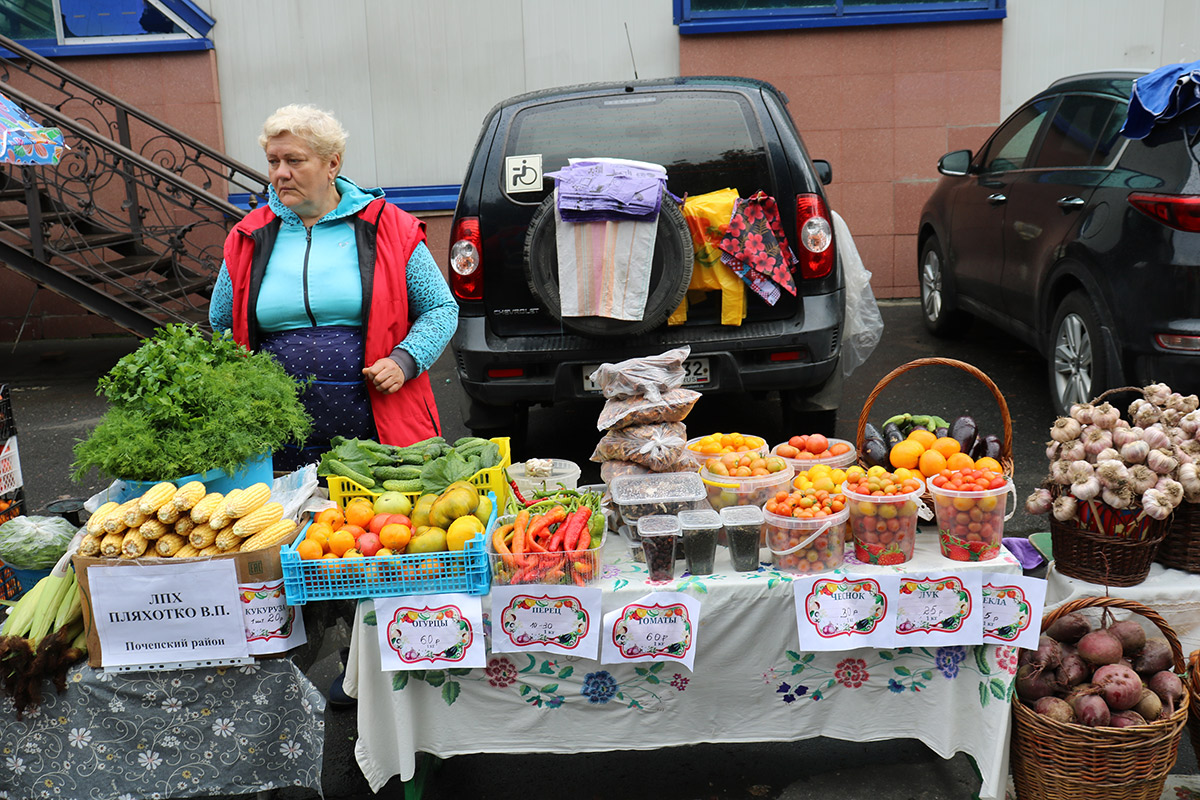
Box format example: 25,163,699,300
863,436,889,468
934,426,949,439
950,415,978,455
982,434,1002,460
883,422,904,449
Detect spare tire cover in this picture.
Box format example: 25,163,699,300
523,194,694,337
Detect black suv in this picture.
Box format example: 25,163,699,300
919,70,1200,415
447,77,844,441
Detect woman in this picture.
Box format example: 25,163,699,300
210,104,458,471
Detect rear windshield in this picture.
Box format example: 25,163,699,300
503,90,772,201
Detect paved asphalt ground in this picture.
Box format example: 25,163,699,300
5,299,1197,799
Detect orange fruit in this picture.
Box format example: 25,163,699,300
379,523,412,552
906,429,937,449
345,498,375,528
305,521,332,549
945,452,975,472
296,538,324,560
889,439,924,470
931,437,961,459
918,449,947,477
974,456,1003,473
316,506,345,531
328,528,356,557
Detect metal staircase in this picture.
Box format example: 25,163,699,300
0,33,268,337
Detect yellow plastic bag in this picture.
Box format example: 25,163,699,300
669,188,746,326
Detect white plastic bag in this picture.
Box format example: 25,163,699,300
833,210,884,377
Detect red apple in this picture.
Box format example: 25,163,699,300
357,531,383,557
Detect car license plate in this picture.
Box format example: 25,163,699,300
582,358,711,393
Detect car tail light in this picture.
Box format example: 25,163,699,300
769,350,801,362
1128,193,1200,232
487,367,525,378
795,194,835,279
1156,333,1200,351
449,217,482,300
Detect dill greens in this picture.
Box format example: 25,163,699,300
72,325,311,482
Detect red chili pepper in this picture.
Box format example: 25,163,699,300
510,480,531,507
567,507,593,553
527,505,567,543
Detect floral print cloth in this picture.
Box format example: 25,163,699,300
719,191,798,305
0,659,324,799
346,537,1021,800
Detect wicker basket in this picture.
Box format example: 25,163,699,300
1186,648,1200,770
1011,597,1189,800
854,357,1014,500
1156,501,1200,573
1049,514,1170,587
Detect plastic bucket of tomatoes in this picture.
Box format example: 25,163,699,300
843,473,926,565
927,468,1016,561
764,506,848,574
771,434,856,471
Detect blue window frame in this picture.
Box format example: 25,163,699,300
0,0,213,56
673,0,1005,34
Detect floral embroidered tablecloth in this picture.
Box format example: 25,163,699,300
345,536,1022,799
0,658,325,800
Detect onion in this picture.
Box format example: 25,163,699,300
1106,618,1147,656
1044,612,1091,644
1034,696,1076,724
1134,687,1164,721
1110,710,1149,727
1077,629,1124,666
1092,663,1143,710
1132,639,1173,676
1074,694,1112,727
1149,670,1185,716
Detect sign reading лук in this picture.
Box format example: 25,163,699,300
87,560,249,668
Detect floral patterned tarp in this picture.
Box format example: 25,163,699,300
0,658,324,800
345,537,1022,800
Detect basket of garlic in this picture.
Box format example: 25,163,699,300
1025,383,1197,586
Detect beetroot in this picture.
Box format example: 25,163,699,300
1032,635,1063,669
1092,663,1143,710
1016,663,1059,702
1055,648,1089,688
1132,639,1173,676
1106,619,1147,656
1148,670,1185,716
1075,693,1112,727
1110,710,1148,728
1064,683,1095,711
1034,696,1075,724
1134,687,1164,721
1044,612,1091,644
1077,629,1123,666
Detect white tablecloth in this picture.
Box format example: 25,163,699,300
1045,562,1200,656
345,535,1022,799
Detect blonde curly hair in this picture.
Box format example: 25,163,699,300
258,103,348,162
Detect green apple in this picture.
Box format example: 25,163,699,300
374,491,413,517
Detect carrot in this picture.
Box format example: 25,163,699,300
493,523,515,567
512,509,530,567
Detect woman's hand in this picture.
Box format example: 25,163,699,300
363,357,407,394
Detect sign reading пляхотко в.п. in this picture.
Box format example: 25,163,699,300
86,559,250,668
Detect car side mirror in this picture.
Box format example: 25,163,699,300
937,150,973,177
812,159,833,185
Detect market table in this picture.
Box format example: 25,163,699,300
345,534,1024,800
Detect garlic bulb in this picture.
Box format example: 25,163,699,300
1051,416,1083,443
1082,426,1114,456
1025,487,1053,515
1141,488,1173,521
1095,459,1128,489
1052,494,1078,522
1050,459,1074,485
1177,438,1200,464
1167,392,1199,414
1068,460,1094,483
1142,424,1171,450
1094,447,1121,463
1163,408,1183,427
1128,464,1159,495
1180,411,1200,437
1148,448,1179,475
1092,402,1121,429
1129,399,1161,429
1112,425,1143,449
1059,439,1087,462
1102,485,1133,509
1071,477,1101,502
1179,463,1200,502
1155,476,1184,507
1069,402,1095,425
1045,440,1060,461
1119,440,1150,464
1144,383,1172,407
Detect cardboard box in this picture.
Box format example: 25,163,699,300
74,531,300,668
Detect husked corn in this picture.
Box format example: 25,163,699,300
156,501,182,524
225,483,271,517
214,527,244,551
173,543,201,559
239,519,298,552
208,490,240,530
155,533,186,557
121,530,149,558
174,516,196,537
188,523,217,549
104,501,136,534
100,531,124,558
78,533,102,557
139,518,169,540
137,482,177,515
122,503,149,529
198,544,221,557
232,502,284,538
87,501,121,535
190,492,225,525
172,481,207,512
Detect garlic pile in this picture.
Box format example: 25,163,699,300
1026,383,1199,523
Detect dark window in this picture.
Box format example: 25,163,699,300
1034,95,1120,169
675,0,1005,34
980,99,1054,173
0,0,211,55
505,91,771,200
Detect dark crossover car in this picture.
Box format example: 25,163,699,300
446,77,844,443
919,70,1200,415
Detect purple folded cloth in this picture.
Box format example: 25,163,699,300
1002,537,1046,570
547,160,666,221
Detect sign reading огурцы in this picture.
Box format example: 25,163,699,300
87,560,249,668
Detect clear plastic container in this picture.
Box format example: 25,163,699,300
509,459,581,499
699,464,794,514
843,477,926,565
928,478,1016,561
764,507,848,573
678,508,722,575
637,515,680,581
719,505,765,572
681,433,769,468
770,438,857,471
610,471,707,525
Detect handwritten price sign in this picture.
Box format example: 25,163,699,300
373,593,486,670
895,573,982,644
602,592,701,669
793,575,899,650
982,575,1046,650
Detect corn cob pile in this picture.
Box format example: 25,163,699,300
0,566,87,718
76,481,299,560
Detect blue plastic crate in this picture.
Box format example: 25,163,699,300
280,493,496,605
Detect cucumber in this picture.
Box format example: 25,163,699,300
326,458,375,488
375,465,423,481
382,478,424,493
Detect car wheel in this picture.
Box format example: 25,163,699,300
1047,291,1110,416
523,194,693,337
919,236,969,336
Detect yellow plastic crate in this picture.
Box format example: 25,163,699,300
327,437,510,511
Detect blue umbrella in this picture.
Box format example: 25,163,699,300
0,90,67,165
